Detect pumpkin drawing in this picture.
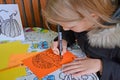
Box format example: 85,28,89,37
0,16,3,35
1,11,21,38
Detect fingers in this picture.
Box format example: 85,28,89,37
61,58,87,76
72,70,89,77
51,41,67,55
62,63,86,76
74,57,86,61
62,59,83,70
62,60,83,67
53,47,66,55
53,48,59,55
51,41,58,48
61,46,67,55
63,68,86,76
61,58,98,77
51,41,59,55
62,64,84,72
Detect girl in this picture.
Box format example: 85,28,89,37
44,0,120,80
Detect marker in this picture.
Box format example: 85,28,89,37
58,25,63,59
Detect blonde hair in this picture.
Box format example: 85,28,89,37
44,0,117,28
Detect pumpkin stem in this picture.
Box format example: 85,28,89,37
0,9,8,22
0,9,8,13
9,11,17,19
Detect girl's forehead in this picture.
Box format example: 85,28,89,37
59,18,87,26
59,20,80,26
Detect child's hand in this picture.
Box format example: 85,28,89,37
62,57,102,77
51,39,67,55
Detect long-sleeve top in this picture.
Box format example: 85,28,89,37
62,29,120,80
54,7,120,80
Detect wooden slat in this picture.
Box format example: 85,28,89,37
40,0,46,10
40,0,46,28
6,0,15,4
12,0,15,4
15,0,27,28
32,0,41,27
20,0,28,27
39,0,45,28
30,0,36,27
6,0,12,4
24,0,33,27
0,0,3,4
0,0,48,29
2,0,7,4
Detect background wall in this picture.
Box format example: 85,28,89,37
0,0,57,31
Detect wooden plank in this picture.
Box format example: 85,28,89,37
6,0,12,4
15,0,27,28
32,0,41,27
12,0,15,3
39,0,45,28
23,0,33,27
40,0,46,10
2,0,7,4
0,0,49,29
6,0,15,4
0,0,3,4
30,0,36,27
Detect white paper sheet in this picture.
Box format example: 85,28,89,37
0,4,25,41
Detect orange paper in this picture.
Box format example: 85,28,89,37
8,52,39,67
23,48,76,78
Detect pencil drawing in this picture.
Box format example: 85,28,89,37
59,72,98,80
0,9,21,38
32,50,61,69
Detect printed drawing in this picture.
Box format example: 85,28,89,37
0,9,21,38
0,4,25,41
32,49,61,69
58,72,98,80
0,16,2,35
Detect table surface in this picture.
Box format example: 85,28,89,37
2,27,99,80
